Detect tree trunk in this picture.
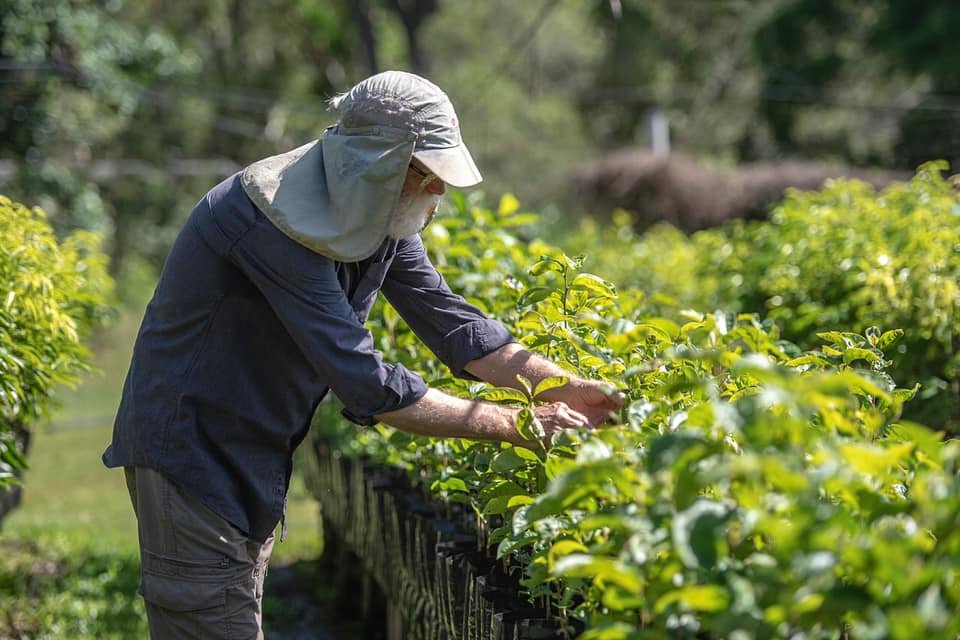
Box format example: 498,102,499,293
0,422,30,529
384,0,438,76
352,0,380,76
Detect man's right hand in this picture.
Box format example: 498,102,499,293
525,402,591,449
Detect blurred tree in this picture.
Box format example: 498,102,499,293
0,0,194,240
870,0,960,171
582,0,959,170
351,0,380,76
1,0,197,285
422,0,603,206
582,0,775,160
750,0,942,167
382,0,439,76
5,0,958,302
0,0,359,287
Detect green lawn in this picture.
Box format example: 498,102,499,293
0,306,326,639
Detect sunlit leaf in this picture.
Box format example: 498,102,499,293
533,375,569,398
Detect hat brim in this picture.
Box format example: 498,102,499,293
413,144,483,188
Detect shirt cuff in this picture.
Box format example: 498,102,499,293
340,362,429,426
440,319,516,381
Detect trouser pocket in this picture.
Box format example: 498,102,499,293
126,466,273,639
140,558,228,612
139,553,232,638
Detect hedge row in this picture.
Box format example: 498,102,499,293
566,161,960,429
310,181,960,639
0,195,113,498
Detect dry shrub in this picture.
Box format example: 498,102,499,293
570,150,909,231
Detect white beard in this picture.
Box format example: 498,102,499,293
387,190,442,239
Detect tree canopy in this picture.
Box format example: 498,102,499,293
2,0,958,290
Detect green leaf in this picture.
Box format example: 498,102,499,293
887,421,942,460
839,441,914,477
579,622,645,640
517,286,554,307
654,585,730,614
516,407,545,442
533,375,569,399
478,479,526,501
507,494,535,509
892,384,920,404
483,495,512,515
432,476,469,493
491,447,528,473
571,273,616,298
525,458,628,522
646,430,707,473
817,331,852,347
515,374,533,397
785,354,832,368
548,539,588,562
876,329,905,350
529,257,564,276
671,499,732,570
514,446,541,462
498,193,520,216
553,554,644,594
842,347,883,365
500,213,540,227
496,533,539,559
480,387,530,405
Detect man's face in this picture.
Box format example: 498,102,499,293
388,160,446,238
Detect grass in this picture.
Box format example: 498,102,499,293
0,303,326,639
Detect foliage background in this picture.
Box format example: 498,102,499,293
3,0,960,292
3,0,960,637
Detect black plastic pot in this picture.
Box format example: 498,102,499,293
0,423,30,529
307,437,581,639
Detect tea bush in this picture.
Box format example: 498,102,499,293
312,187,960,639
566,162,960,430
0,196,114,487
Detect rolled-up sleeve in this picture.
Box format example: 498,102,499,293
381,236,516,379
226,212,428,425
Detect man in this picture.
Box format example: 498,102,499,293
103,71,622,639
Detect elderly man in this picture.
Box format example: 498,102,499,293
102,71,621,638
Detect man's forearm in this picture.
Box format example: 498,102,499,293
463,343,623,426
375,388,524,446
464,342,578,402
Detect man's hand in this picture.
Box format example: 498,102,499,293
546,379,624,427
525,401,591,448
465,343,626,428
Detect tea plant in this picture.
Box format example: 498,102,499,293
313,186,959,639
565,162,960,430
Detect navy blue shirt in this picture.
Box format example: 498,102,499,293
103,173,514,542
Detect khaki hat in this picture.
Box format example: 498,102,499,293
332,71,483,188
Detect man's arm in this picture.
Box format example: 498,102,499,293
464,342,624,426
379,237,620,434
375,387,591,449
380,236,516,379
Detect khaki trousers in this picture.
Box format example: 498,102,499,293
124,466,275,640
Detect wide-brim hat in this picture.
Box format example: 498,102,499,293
336,71,483,188
240,71,481,261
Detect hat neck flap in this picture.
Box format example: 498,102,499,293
240,124,417,262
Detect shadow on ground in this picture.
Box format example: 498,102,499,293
263,558,342,640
